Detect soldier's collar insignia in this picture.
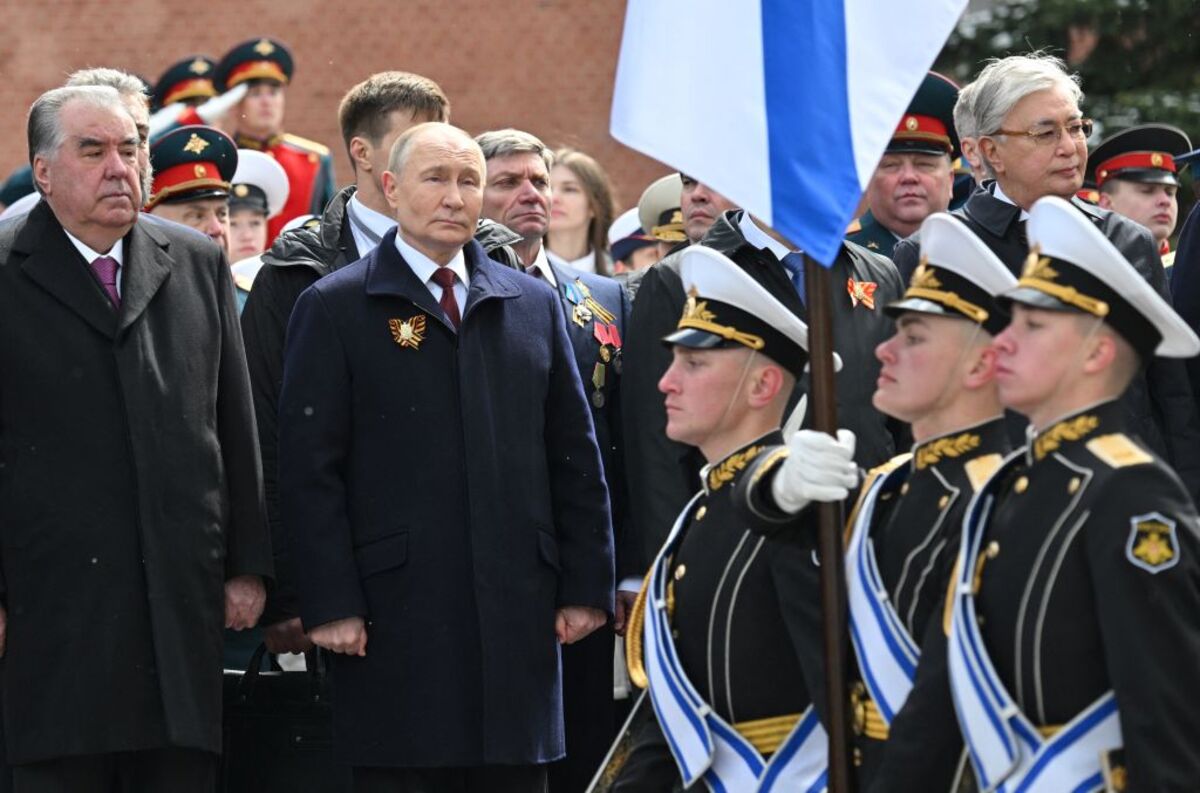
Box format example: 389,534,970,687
183,133,210,155
914,431,981,470
253,38,276,56
189,58,211,75
1033,414,1099,461
1126,512,1180,574
847,278,877,309
705,444,765,492
388,315,427,349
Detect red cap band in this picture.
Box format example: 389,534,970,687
893,113,951,149
226,60,288,89
1095,151,1176,186
146,161,230,210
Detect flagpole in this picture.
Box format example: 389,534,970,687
804,253,856,793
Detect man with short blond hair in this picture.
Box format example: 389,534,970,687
280,122,613,792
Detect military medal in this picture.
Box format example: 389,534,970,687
847,278,878,309
572,304,593,328
591,362,607,408
388,315,427,349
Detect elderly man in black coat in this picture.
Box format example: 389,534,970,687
279,122,614,793
0,85,271,791
891,53,1200,497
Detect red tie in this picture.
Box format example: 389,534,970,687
91,255,120,309
432,267,461,329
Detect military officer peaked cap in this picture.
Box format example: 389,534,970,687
215,37,293,91
888,71,960,159
146,125,238,210
1005,196,1200,358
638,173,686,243
230,149,290,218
150,55,217,111
664,246,842,377
608,207,656,262
1087,124,1192,188
887,212,1017,335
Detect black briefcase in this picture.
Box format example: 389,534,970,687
221,644,351,792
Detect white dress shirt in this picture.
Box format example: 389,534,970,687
526,245,559,287
394,232,469,318
992,182,1031,221
346,194,397,257
738,212,797,260
64,231,125,297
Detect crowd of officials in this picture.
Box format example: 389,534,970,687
1,33,1199,793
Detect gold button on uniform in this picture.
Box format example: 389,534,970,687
674,565,687,581
695,506,707,521
900,483,910,495
1014,476,1029,494
938,494,950,509
1068,477,1081,494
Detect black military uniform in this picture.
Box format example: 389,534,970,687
872,196,1200,793
621,209,905,577
739,209,1019,790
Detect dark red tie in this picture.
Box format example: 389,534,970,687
432,267,461,329
91,255,120,309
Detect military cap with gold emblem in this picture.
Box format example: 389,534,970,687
888,71,960,159
663,246,842,377
214,37,294,91
146,125,238,210
607,207,656,262
150,55,218,112
230,149,290,219
887,212,1017,334
637,173,686,243
1005,195,1200,358
1087,124,1191,189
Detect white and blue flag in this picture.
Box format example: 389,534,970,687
611,0,967,266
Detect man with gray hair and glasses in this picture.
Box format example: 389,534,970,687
892,52,1200,498
0,84,271,792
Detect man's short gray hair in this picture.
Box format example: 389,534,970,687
65,68,148,107
953,79,979,141
386,121,484,176
474,128,555,172
28,85,129,166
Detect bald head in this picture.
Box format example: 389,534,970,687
382,122,485,266
387,121,483,179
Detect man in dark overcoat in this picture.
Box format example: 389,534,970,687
0,85,271,791
279,122,614,793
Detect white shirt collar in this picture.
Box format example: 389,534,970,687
529,245,559,287
737,212,795,260
347,194,396,239
547,248,596,274
63,229,124,266
394,231,468,288
991,182,1030,221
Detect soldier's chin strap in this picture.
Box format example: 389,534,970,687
705,349,761,465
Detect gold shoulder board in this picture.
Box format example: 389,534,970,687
282,133,331,156
1086,433,1152,469
964,453,1004,492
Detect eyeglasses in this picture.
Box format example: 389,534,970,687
987,118,1094,146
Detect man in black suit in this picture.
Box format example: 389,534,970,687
0,85,271,792
279,122,614,793
476,127,631,793
890,53,1200,498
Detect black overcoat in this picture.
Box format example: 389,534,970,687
0,202,271,763
279,230,615,767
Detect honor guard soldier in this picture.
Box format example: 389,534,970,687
215,37,335,244
848,72,960,258
1089,124,1192,265
615,246,834,792
870,196,1200,792
150,55,217,113
145,125,238,253
739,212,1017,790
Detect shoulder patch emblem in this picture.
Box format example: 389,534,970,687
964,453,1004,492
1126,512,1180,574
1087,433,1153,469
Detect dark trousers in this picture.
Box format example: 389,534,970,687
352,765,547,793
12,747,216,793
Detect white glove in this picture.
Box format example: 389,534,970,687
196,82,248,125
770,429,858,514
